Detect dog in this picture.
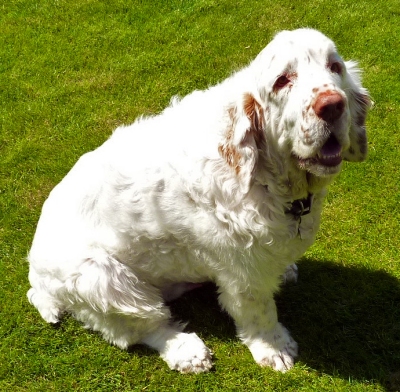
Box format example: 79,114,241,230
27,28,370,373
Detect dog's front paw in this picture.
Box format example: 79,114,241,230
253,336,298,371
247,324,298,372
161,332,213,374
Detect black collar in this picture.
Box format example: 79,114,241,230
286,193,313,219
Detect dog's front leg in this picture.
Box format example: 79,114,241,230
218,287,298,371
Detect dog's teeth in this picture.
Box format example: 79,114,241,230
319,153,341,159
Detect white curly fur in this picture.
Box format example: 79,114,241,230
27,29,370,373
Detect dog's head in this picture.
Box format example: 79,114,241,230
219,28,371,193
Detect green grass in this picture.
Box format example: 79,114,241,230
1,0,399,390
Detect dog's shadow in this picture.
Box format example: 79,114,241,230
164,258,400,388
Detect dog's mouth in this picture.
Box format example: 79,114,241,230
297,133,343,170
315,133,343,166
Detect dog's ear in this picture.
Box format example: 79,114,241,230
342,61,372,162
218,93,265,194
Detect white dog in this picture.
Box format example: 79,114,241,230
27,29,370,373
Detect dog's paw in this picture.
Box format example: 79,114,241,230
282,263,298,284
254,336,298,372
27,288,62,324
161,332,213,374
247,324,298,372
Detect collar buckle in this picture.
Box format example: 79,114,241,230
286,193,313,219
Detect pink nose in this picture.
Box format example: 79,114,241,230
313,91,345,122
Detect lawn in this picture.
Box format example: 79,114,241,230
1,0,399,391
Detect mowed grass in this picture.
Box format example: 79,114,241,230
1,0,399,391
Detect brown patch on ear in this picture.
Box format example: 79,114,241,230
243,93,265,147
243,93,257,118
226,107,236,140
218,144,242,175
218,106,242,174
218,94,265,182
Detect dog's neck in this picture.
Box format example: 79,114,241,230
255,157,336,202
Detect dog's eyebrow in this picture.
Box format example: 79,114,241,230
328,52,342,63
281,59,298,74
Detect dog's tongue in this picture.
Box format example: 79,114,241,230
318,134,342,167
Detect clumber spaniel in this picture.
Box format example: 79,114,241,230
27,29,370,373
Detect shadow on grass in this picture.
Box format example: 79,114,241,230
278,258,400,389
162,258,400,389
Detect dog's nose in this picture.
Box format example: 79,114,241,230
313,91,345,122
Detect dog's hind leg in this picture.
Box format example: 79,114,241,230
61,252,174,349
27,287,64,324
27,249,213,373
28,249,172,349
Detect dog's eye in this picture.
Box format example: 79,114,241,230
274,75,290,90
330,62,342,75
